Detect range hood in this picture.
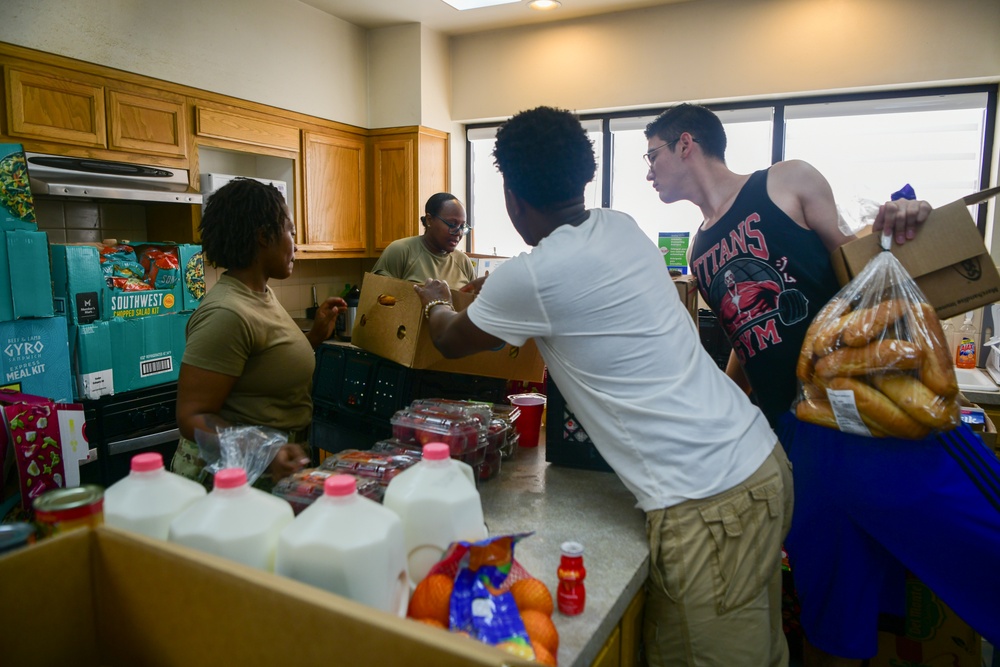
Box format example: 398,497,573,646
25,153,202,204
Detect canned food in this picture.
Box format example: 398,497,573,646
0,522,36,555
32,485,104,538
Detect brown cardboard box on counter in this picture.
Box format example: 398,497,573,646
831,186,1000,321
673,274,699,322
0,526,529,667
351,272,545,382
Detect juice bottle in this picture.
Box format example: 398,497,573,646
382,442,488,587
955,311,979,369
274,474,409,616
557,541,586,615
168,467,294,572
104,452,206,540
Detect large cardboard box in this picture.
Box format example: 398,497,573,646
831,186,1000,321
0,526,529,667
352,272,545,382
869,574,981,667
673,274,698,322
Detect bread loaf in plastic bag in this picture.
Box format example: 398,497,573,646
795,248,959,438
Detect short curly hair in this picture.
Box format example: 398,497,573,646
492,106,596,211
199,178,288,269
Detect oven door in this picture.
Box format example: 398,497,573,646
78,383,181,488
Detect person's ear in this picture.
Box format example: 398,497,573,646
504,187,524,219
420,215,427,228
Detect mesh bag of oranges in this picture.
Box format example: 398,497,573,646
407,533,559,665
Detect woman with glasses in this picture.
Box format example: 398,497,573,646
371,192,481,291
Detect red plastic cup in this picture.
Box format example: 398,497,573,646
508,393,546,448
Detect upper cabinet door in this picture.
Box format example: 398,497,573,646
302,130,366,253
372,137,414,253
6,67,106,148
195,105,300,153
108,88,187,158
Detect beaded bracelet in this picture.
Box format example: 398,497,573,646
423,299,453,320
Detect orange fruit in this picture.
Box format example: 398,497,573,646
521,609,559,655
532,640,558,666
510,577,554,616
415,617,447,630
407,573,453,626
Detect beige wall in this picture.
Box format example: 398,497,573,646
450,0,1000,121
0,0,370,127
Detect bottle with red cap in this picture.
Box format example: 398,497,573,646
557,541,586,615
382,442,488,587
104,452,207,540
275,474,409,616
168,467,294,572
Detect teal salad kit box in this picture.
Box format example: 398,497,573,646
0,316,74,403
0,144,38,232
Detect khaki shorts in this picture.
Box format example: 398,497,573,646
643,444,794,667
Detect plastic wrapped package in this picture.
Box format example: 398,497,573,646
408,398,493,429
318,447,422,484
272,468,386,513
795,248,960,439
390,408,485,454
489,405,520,460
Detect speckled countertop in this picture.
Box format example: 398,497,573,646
478,442,648,667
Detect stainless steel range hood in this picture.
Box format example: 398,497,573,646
25,153,202,204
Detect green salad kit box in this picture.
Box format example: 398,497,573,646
51,242,204,324
0,144,38,231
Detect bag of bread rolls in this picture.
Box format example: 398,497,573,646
795,247,959,439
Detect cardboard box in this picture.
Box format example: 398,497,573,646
352,272,545,382
50,243,203,324
673,274,699,322
0,144,38,231
0,229,53,321
0,526,530,667
71,312,190,399
831,186,1000,321
0,316,73,403
870,574,981,667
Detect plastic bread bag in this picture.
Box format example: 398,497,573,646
195,425,287,484
795,242,959,439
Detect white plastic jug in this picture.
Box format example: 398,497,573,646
104,452,206,540
274,474,409,616
168,467,294,571
382,442,488,586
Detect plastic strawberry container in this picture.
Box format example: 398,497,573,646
272,468,385,513
389,407,485,454
318,448,422,484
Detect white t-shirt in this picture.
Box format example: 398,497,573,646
466,208,776,511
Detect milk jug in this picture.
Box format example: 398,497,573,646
168,467,293,571
274,474,409,616
382,442,488,586
104,452,206,540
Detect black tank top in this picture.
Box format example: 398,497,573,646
689,169,840,427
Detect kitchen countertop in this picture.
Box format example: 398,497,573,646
477,441,649,667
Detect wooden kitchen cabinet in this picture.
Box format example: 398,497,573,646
369,126,449,253
301,130,367,253
194,104,300,153
5,63,188,159
591,586,645,667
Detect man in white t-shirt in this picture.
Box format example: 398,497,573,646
413,106,793,667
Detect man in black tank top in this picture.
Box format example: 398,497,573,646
643,104,946,667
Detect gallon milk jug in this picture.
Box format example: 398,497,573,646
274,474,409,616
382,442,488,586
168,467,294,571
104,452,206,540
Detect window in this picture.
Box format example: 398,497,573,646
468,121,603,257
467,86,996,258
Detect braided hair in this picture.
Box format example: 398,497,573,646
199,178,288,269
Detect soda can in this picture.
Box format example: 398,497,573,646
32,485,104,539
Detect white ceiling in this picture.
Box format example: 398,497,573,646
299,0,696,35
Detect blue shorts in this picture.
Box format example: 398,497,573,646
776,413,1000,659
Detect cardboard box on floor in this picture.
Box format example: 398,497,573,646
831,186,1000,321
0,526,531,667
352,272,545,382
869,574,981,667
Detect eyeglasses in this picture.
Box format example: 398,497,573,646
643,136,697,167
430,213,473,235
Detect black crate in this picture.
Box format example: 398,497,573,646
698,309,732,371
311,400,392,455
544,376,614,473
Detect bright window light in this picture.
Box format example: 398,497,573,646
441,0,520,10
